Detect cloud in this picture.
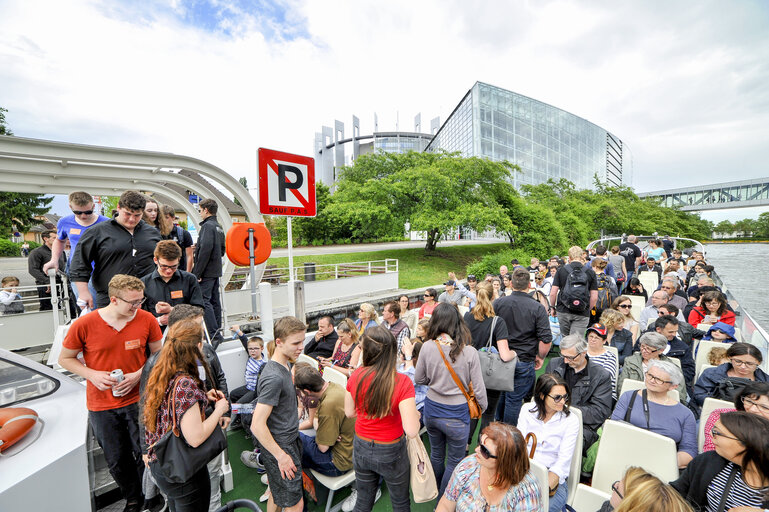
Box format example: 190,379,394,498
1,0,768,222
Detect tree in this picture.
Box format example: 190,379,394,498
233,177,248,207
0,107,13,136
755,212,769,239
336,151,518,251
714,220,734,236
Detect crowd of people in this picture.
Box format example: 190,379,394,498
5,195,763,512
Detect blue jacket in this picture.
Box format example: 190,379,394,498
693,362,769,406
610,328,634,365
665,336,696,388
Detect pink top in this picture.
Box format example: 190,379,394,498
419,302,437,319
702,407,737,452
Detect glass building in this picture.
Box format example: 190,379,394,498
426,82,628,189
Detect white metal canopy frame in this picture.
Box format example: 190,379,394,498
0,135,266,285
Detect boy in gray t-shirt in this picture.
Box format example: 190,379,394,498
251,316,307,512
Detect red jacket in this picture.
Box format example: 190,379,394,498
687,306,735,327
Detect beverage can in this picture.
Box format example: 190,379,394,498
111,369,124,397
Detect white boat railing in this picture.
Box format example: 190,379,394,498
229,258,399,286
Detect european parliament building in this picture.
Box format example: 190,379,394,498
315,81,629,190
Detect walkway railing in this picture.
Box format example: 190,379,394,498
228,259,399,288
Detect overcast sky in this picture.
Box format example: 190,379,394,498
1,0,767,221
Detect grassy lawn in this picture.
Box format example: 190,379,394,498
263,243,507,289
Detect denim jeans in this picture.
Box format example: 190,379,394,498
89,403,144,504
425,415,470,498
352,435,410,512
550,477,568,512
557,311,590,337
502,360,536,426
199,278,221,339
300,432,344,477
151,462,210,512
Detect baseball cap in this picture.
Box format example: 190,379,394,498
444,280,456,286
586,323,608,338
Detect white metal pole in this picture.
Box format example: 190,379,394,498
287,217,296,316
258,281,274,344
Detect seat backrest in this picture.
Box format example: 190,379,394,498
695,340,732,377
733,327,742,343
592,420,679,494
619,378,679,402
638,271,659,291
627,295,646,320
605,346,620,376
571,484,611,512
698,397,734,452
297,353,318,368
566,407,584,506
528,458,549,512
322,367,347,387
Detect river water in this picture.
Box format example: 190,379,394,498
703,243,769,329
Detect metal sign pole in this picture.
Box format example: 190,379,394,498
248,228,257,316
287,217,296,316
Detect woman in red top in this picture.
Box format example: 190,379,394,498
688,290,735,327
345,325,421,511
143,318,230,512
419,288,438,319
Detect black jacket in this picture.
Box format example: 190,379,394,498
141,269,205,322
28,245,66,284
671,450,769,510
493,291,552,363
637,263,662,279
70,219,161,293
610,328,634,365
545,357,613,447
192,216,225,279
305,330,339,359
138,343,230,453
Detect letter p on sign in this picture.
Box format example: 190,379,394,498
258,148,317,217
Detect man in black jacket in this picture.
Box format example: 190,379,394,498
493,268,552,425
28,230,66,310
70,190,160,309
545,334,613,448
192,198,226,341
305,315,339,359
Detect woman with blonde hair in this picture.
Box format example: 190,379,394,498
355,303,378,335
599,308,634,365
611,295,639,342
319,318,361,377
143,197,174,237
601,466,693,512
143,318,230,511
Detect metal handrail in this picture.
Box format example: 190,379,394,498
229,259,399,285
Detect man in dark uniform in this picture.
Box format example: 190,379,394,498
192,198,226,340
28,230,66,310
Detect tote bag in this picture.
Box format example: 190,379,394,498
407,436,438,503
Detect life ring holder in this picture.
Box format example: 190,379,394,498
0,407,43,456
225,222,272,267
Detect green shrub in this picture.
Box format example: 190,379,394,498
0,239,40,257
466,248,534,277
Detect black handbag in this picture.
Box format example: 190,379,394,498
150,377,227,483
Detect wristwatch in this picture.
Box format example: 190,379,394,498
404,355,413,361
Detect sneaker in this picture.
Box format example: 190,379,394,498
261,474,269,485
259,486,271,503
240,450,266,473
123,500,143,512
141,495,166,512
341,488,381,512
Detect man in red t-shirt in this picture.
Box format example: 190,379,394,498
59,274,162,512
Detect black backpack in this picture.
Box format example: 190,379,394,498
560,264,591,313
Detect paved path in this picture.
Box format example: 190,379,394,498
269,238,503,257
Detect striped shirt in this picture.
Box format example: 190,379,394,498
245,356,266,392
590,350,618,398
706,462,768,511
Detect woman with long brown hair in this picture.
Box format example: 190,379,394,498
143,197,174,237
416,303,487,498
143,318,229,511
344,325,420,511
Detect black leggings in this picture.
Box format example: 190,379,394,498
151,463,210,512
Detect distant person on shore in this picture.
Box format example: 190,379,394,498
28,230,66,311
0,276,24,315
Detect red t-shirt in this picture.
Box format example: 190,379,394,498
63,308,162,411
347,369,415,442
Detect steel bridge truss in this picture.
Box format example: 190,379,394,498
639,178,769,211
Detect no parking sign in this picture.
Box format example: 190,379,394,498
257,148,316,217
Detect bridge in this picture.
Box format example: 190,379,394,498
638,178,769,211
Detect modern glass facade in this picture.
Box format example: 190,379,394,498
426,82,628,189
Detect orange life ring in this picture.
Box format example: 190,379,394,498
0,407,38,453
226,222,272,267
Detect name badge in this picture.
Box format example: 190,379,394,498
125,339,141,350
170,290,184,299
70,228,81,235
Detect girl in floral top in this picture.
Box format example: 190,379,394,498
143,318,230,512
437,422,543,511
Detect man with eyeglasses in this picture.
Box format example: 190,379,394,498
70,190,161,309
43,191,109,301
140,240,204,328
544,334,612,448
59,274,163,512
647,277,688,312
639,289,686,328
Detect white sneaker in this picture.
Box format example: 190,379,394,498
259,486,270,503
261,474,269,485
341,488,381,512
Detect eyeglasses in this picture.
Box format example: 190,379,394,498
639,345,660,353
617,304,631,309
711,427,740,442
72,210,94,215
731,358,759,369
479,443,497,459
158,263,179,271
561,352,583,362
611,481,623,499
116,296,146,308
548,393,569,403
741,397,769,413
247,347,262,352
645,373,672,385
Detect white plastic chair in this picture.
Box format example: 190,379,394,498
638,271,659,292
733,327,742,342
605,346,620,377
297,353,318,367
310,469,356,512
322,367,347,387
571,484,611,512
528,458,549,512
698,397,733,453
619,378,679,403
695,340,732,377
592,420,679,495
627,295,646,321
566,407,584,506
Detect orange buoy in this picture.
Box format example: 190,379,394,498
225,222,272,267
0,407,38,453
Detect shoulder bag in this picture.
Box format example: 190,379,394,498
435,341,482,419
407,435,438,502
150,377,227,483
477,316,517,392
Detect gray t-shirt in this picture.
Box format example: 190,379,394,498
256,360,299,444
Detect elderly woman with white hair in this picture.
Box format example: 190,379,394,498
611,359,697,468
617,332,688,403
